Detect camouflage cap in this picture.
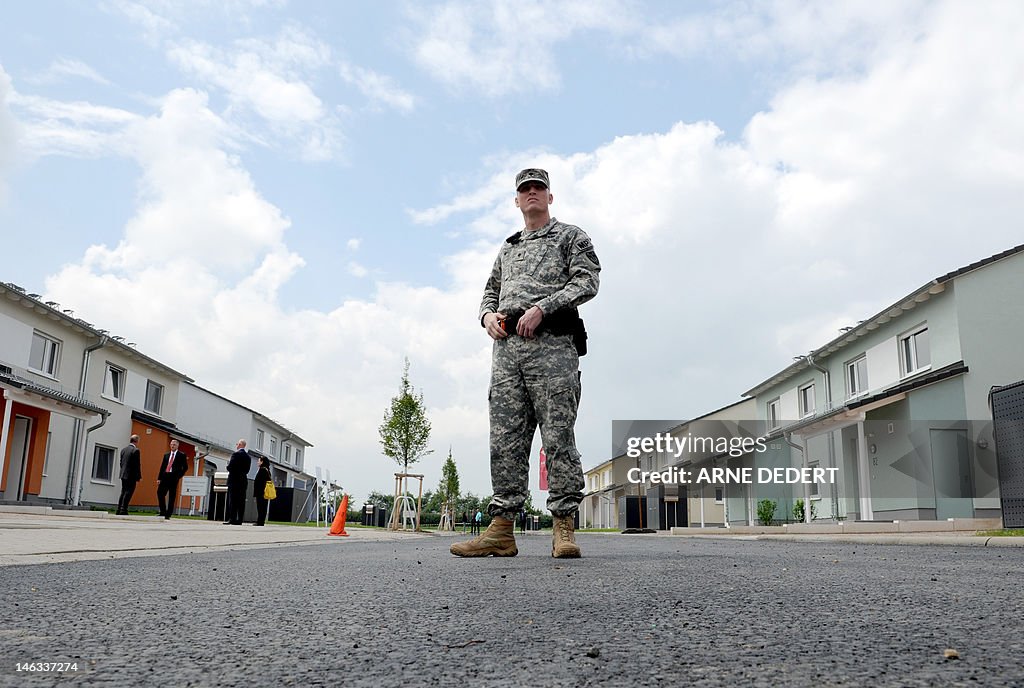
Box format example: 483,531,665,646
515,168,549,191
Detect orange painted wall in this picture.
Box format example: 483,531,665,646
129,420,196,510
19,405,50,496
1,397,51,496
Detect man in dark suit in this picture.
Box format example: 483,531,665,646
225,439,252,525
156,439,189,520
116,434,142,515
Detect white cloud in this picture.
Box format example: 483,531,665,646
407,0,633,97
105,0,178,45
346,238,361,251
338,62,416,113
347,261,368,278
25,58,113,86
167,28,342,160
406,0,930,98
7,92,138,159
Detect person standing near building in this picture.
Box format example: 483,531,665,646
451,167,600,559
116,434,142,515
226,439,252,525
156,439,188,520
253,455,272,527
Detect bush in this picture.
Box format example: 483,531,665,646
757,499,777,526
792,499,817,522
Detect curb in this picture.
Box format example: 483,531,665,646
668,533,1024,547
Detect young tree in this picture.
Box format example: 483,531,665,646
438,448,461,515
379,358,433,473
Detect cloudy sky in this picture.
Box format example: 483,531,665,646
1,1,1022,506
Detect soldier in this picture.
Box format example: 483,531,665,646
451,168,600,559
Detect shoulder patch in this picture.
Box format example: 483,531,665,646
576,238,593,252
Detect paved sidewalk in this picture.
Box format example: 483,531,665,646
0,507,430,567
667,517,1024,548
667,530,1024,547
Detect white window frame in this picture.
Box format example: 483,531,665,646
900,325,931,377
295,448,302,468
91,444,116,483
806,462,823,499
102,363,127,403
29,331,62,378
714,487,724,504
767,397,781,430
798,382,816,418
144,380,164,415
284,445,292,465
270,435,278,458
256,429,265,451
846,356,868,398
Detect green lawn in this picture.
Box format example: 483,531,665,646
978,529,1024,537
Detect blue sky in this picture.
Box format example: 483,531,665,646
2,1,1023,506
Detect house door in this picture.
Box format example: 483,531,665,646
931,429,973,520
5,416,32,501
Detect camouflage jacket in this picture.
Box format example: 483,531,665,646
479,217,601,322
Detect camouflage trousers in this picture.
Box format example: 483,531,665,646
487,331,585,519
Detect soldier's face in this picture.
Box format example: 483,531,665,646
516,182,551,210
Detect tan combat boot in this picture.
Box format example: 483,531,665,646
450,516,518,557
552,515,581,558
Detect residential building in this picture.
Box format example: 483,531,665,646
581,243,1024,529
740,244,1024,523
0,282,194,508
1,281,314,519
175,382,315,518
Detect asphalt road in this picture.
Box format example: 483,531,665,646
1,533,1021,687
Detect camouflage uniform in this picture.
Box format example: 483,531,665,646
480,216,601,518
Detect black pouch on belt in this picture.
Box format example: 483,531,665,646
541,308,588,357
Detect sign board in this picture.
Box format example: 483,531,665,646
181,477,210,497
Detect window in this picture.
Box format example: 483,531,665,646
144,380,163,415
799,383,815,418
900,326,930,376
809,461,821,499
92,444,115,482
103,363,126,402
714,487,724,504
295,449,302,468
29,332,61,377
284,445,292,465
767,398,781,430
270,435,277,458
256,429,265,451
846,356,868,398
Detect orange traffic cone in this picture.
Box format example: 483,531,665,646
328,495,349,537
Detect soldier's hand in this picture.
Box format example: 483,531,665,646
484,312,508,340
517,305,544,338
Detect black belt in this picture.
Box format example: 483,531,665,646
501,308,587,356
